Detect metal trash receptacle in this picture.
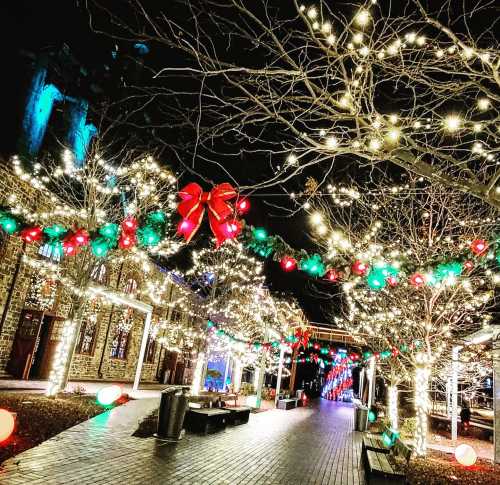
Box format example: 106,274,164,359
156,386,190,442
355,405,368,431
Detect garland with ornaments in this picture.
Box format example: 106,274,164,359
0,207,169,259
241,224,500,291
174,184,500,293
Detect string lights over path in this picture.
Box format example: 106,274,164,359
102,0,499,210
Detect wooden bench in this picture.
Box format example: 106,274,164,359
227,406,251,425
221,393,239,407
364,431,413,485
362,427,397,455
277,398,298,410
183,408,230,434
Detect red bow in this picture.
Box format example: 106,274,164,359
177,182,242,247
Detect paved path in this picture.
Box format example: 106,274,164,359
0,399,365,485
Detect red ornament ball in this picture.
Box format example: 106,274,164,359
73,229,90,247
352,260,368,276
119,234,136,250
280,256,297,272
410,273,425,287
464,260,474,271
325,269,340,282
236,198,250,215
121,216,138,233
63,240,78,256
20,226,42,243
387,276,398,287
470,239,488,255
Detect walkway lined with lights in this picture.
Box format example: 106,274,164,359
0,399,365,485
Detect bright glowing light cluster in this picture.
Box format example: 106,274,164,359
46,320,76,396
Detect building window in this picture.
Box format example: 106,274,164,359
90,263,108,285
38,243,63,262
170,309,182,323
110,308,133,360
145,335,156,363
75,298,101,355
124,278,138,295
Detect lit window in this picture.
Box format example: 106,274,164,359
90,263,108,285
124,278,138,295
110,308,133,359
145,335,156,363
75,298,101,355
38,243,62,262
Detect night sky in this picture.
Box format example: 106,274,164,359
0,0,340,323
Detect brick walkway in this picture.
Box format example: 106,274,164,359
0,399,365,485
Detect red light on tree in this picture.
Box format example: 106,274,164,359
470,239,488,255
410,273,425,287
280,256,297,272
325,268,340,282
119,234,136,250
387,276,398,286
352,260,368,276
63,240,77,256
20,226,42,243
121,216,138,233
236,198,250,215
464,260,474,271
73,229,90,247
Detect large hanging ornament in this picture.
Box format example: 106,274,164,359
470,239,488,255
177,182,242,247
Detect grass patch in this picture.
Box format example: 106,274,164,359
0,392,114,464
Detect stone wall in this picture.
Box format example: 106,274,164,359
0,160,199,385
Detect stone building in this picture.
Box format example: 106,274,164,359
0,160,202,387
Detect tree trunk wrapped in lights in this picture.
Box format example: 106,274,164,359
4,136,181,395
388,384,399,431
415,353,431,455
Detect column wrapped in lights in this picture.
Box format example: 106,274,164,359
388,385,398,430
233,358,243,392
191,351,205,396
46,320,76,396
414,352,431,455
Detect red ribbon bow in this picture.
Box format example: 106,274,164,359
177,182,242,247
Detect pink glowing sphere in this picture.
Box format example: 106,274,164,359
455,444,477,467
0,409,15,442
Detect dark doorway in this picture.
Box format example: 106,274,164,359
7,310,60,379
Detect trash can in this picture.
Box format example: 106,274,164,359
155,386,190,442
354,405,368,431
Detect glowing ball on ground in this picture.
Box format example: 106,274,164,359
0,409,15,442
97,385,122,406
455,444,477,466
